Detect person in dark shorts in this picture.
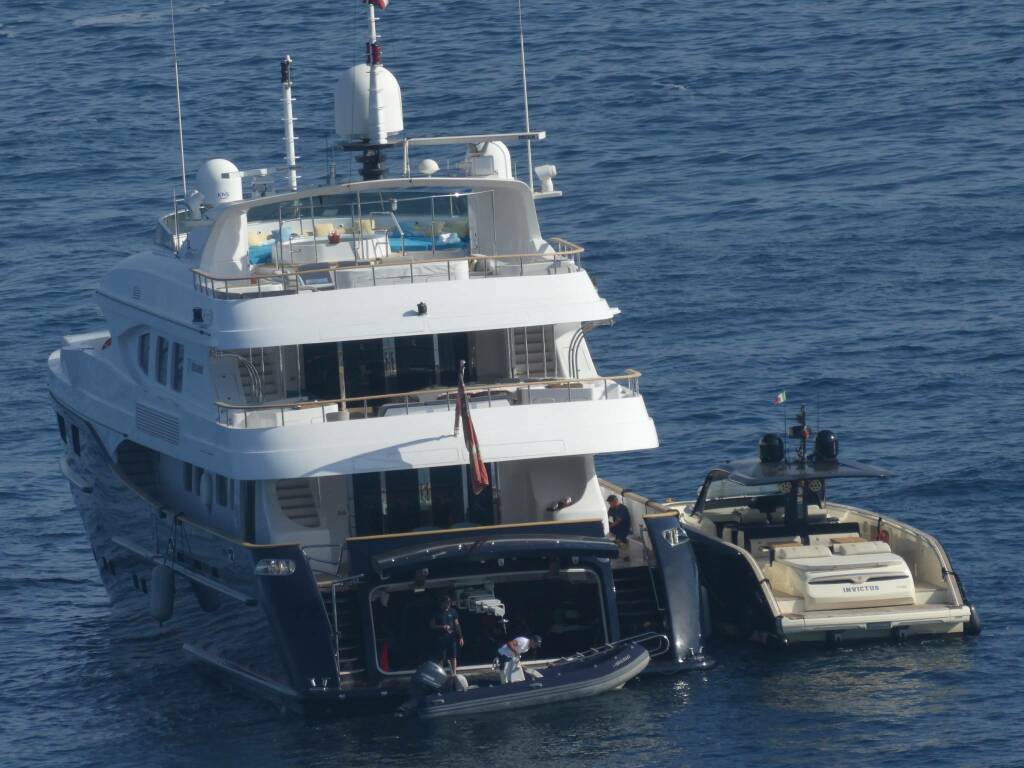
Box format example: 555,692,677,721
430,593,464,675
606,494,631,560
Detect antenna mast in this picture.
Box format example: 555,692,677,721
170,0,188,207
516,0,534,191
281,55,299,192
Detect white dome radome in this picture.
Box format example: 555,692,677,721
334,63,404,142
195,159,242,207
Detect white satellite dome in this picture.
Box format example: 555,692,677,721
195,159,242,207
334,63,404,142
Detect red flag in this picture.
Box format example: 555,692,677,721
454,361,489,495
368,0,389,9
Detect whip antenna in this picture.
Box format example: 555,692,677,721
170,0,188,208
516,0,534,191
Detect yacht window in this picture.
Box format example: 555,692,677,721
172,343,184,391
183,462,193,492
156,337,169,385
137,333,150,373
71,425,81,455
216,475,228,507
229,479,236,510
56,414,67,444
193,467,204,496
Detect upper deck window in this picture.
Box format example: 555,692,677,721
156,337,169,385
215,475,228,507
137,334,150,374
172,343,185,391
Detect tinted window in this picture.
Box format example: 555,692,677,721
71,425,81,455
216,475,228,507
183,462,193,492
138,333,150,373
172,343,185,391
56,413,67,443
156,337,169,384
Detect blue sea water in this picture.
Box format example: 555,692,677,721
2,0,1023,765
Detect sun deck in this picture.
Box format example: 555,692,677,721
177,177,580,300
193,238,583,299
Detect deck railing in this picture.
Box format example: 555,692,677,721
216,369,641,429
192,238,584,299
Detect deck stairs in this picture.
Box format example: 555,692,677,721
613,566,666,637
276,478,321,528
237,348,284,404
324,586,368,685
511,326,556,379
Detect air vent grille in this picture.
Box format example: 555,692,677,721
136,404,180,444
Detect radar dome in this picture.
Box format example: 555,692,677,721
195,159,242,207
334,63,404,142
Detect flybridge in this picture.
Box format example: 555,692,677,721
182,175,572,292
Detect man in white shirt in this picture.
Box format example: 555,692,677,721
497,635,542,683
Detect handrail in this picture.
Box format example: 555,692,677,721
215,369,641,427
191,237,584,298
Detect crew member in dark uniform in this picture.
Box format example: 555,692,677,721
607,494,631,560
430,593,464,676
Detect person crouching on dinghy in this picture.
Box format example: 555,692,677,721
498,635,542,683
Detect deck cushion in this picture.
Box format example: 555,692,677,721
833,541,891,556
776,545,832,561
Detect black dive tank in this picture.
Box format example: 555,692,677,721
412,661,448,692
814,430,839,461
759,433,786,463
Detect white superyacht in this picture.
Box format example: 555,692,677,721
49,0,709,712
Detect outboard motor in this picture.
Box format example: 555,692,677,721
412,661,448,693
399,661,449,717
814,430,839,462
759,433,786,464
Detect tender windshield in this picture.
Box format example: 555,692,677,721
705,477,783,501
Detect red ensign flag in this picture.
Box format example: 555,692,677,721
454,362,489,494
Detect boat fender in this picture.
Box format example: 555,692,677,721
965,605,983,636
191,580,221,613
150,563,175,623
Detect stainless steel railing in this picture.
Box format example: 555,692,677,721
192,238,584,299
216,369,641,429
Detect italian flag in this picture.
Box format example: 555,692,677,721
773,391,787,405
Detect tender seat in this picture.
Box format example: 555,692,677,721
833,540,890,556
775,545,832,560
766,543,915,611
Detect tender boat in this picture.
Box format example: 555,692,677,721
48,0,710,713
406,640,652,719
618,407,981,646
